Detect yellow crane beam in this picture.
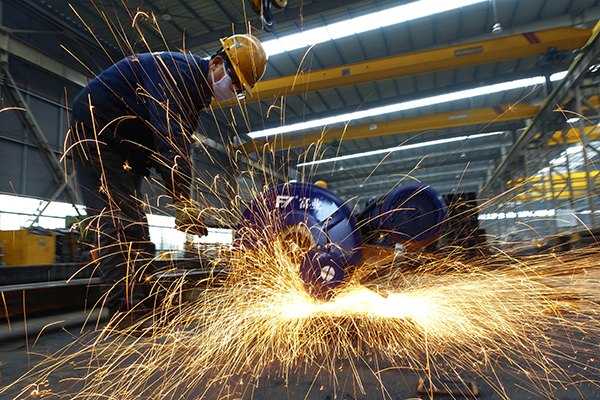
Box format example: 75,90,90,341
511,171,600,202
214,27,591,108
548,125,600,145
544,94,600,144
515,190,591,202
512,170,600,185
239,104,539,154
239,103,597,154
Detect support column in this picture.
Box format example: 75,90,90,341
547,164,559,236
575,87,597,228
562,129,576,210
538,151,554,235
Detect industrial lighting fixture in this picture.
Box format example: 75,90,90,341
551,71,568,80
296,131,505,167
248,71,566,139
490,0,502,34
261,0,487,56
492,22,503,34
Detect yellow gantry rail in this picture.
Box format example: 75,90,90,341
239,104,539,153
239,105,600,154
214,27,591,108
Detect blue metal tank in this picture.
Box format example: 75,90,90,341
237,182,362,298
357,184,446,248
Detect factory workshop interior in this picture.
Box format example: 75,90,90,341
1,0,600,399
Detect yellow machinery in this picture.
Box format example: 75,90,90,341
0,229,55,266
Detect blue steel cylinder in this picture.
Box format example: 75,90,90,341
237,182,362,298
357,184,446,248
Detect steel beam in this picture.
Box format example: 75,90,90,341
332,164,489,192
240,104,537,154
336,177,484,199
0,26,87,86
316,153,498,186
575,87,598,227
1,65,80,205
309,141,507,176
215,27,590,108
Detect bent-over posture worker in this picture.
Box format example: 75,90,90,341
68,35,267,318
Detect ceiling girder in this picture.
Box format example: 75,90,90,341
0,26,87,86
309,141,509,177
316,152,499,187
331,164,490,192
187,0,379,53
335,176,486,200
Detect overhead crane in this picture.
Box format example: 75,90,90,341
548,125,600,145
241,103,600,154
481,20,600,196
216,27,590,109
239,99,600,158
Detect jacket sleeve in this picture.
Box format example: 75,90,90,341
143,55,207,202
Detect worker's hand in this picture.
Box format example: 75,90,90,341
173,200,208,237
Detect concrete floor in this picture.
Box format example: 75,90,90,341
0,311,598,400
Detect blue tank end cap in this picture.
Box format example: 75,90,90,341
237,182,363,298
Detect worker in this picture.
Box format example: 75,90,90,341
66,35,267,320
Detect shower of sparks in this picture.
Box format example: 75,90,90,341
1,2,600,400
0,106,27,113
5,241,600,399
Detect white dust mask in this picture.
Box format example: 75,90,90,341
211,65,235,102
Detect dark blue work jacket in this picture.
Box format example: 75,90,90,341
70,52,212,201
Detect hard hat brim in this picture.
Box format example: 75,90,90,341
219,35,267,97
220,37,253,96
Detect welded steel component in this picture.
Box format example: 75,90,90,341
357,184,447,248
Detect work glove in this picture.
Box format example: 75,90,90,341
173,200,208,237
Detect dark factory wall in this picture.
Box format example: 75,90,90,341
0,57,79,200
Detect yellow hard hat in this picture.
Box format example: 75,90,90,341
220,34,267,95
